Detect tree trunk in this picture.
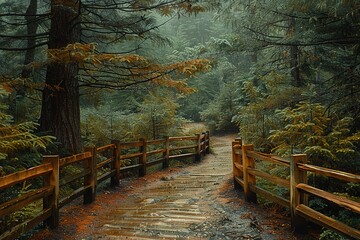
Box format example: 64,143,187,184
290,44,301,87
288,17,301,87
9,0,39,122
40,0,82,153
22,0,38,79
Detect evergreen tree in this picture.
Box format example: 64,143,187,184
0,0,211,153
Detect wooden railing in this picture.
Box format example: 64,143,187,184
232,138,360,239
0,131,210,240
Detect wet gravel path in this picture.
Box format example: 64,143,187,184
30,135,300,240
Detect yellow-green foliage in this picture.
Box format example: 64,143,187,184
269,101,360,168
81,90,186,147
0,88,54,161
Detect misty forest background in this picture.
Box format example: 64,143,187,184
0,1,359,239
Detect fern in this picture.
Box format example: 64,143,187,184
0,87,54,162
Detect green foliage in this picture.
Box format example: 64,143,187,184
134,90,184,139
319,229,349,240
200,82,239,132
269,102,330,156
81,89,185,146
268,101,360,170
0,88,54,165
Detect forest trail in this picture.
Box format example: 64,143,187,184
30,134,298,240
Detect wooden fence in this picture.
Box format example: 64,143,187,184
0,131,210,240
232,138,360,239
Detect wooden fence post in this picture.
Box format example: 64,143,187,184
111,140,121,186
232,138,242,190
242,144,257,203
84,147,97,204
195,134,202,162
43,155,60,228
201,132,206,156
205,131,210,154
290,154,308,233
139,138,147,176
163,136,170,169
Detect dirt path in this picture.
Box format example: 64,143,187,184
30,134,302,240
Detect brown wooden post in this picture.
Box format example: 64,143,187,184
139,138,147,176
163,136,170,168
201,132,206,156
290,154,308,233
43,155,59,228
111,140,120,186
84,147,97,204
232,138,242,190
195,134,202,162
242,144,257,203
205,131,210,154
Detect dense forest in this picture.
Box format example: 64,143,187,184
0,1,359,239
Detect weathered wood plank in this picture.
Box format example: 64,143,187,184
96,144,115,152
169,136,197,141
119,141,143,148
0,208,52,240
298,163,360,183
59,169,90,187
247,151,289,167
119,152,143,160
147,149,166,156
59,185,91,208
248,168,290,189
233,162,243,171
0,186,53,217
83,148,97,205
249,184,289,208
232,139,243,190
111,140,121,187
0,163,52,190
97,157,113,169
120,164,142,172
59,152,92,167
242,144,257,203
297,183,360,214
169,153,196,159
43,155,60,228
233,144,241,149
290,154,307,233
147,139,166,145
170,145,197,151
296,204,360,239
234,176,244,188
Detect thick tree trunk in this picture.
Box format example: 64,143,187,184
40,1,82,153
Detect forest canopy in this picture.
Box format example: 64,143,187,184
0,0,359,175
0,2,359,239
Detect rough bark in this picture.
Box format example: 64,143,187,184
39,0,82,153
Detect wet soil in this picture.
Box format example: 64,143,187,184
29,134,315,240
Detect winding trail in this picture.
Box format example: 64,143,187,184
94,135,233,239
31,135,298,240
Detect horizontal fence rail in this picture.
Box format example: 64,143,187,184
0,131,210,240
232,138,360,239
